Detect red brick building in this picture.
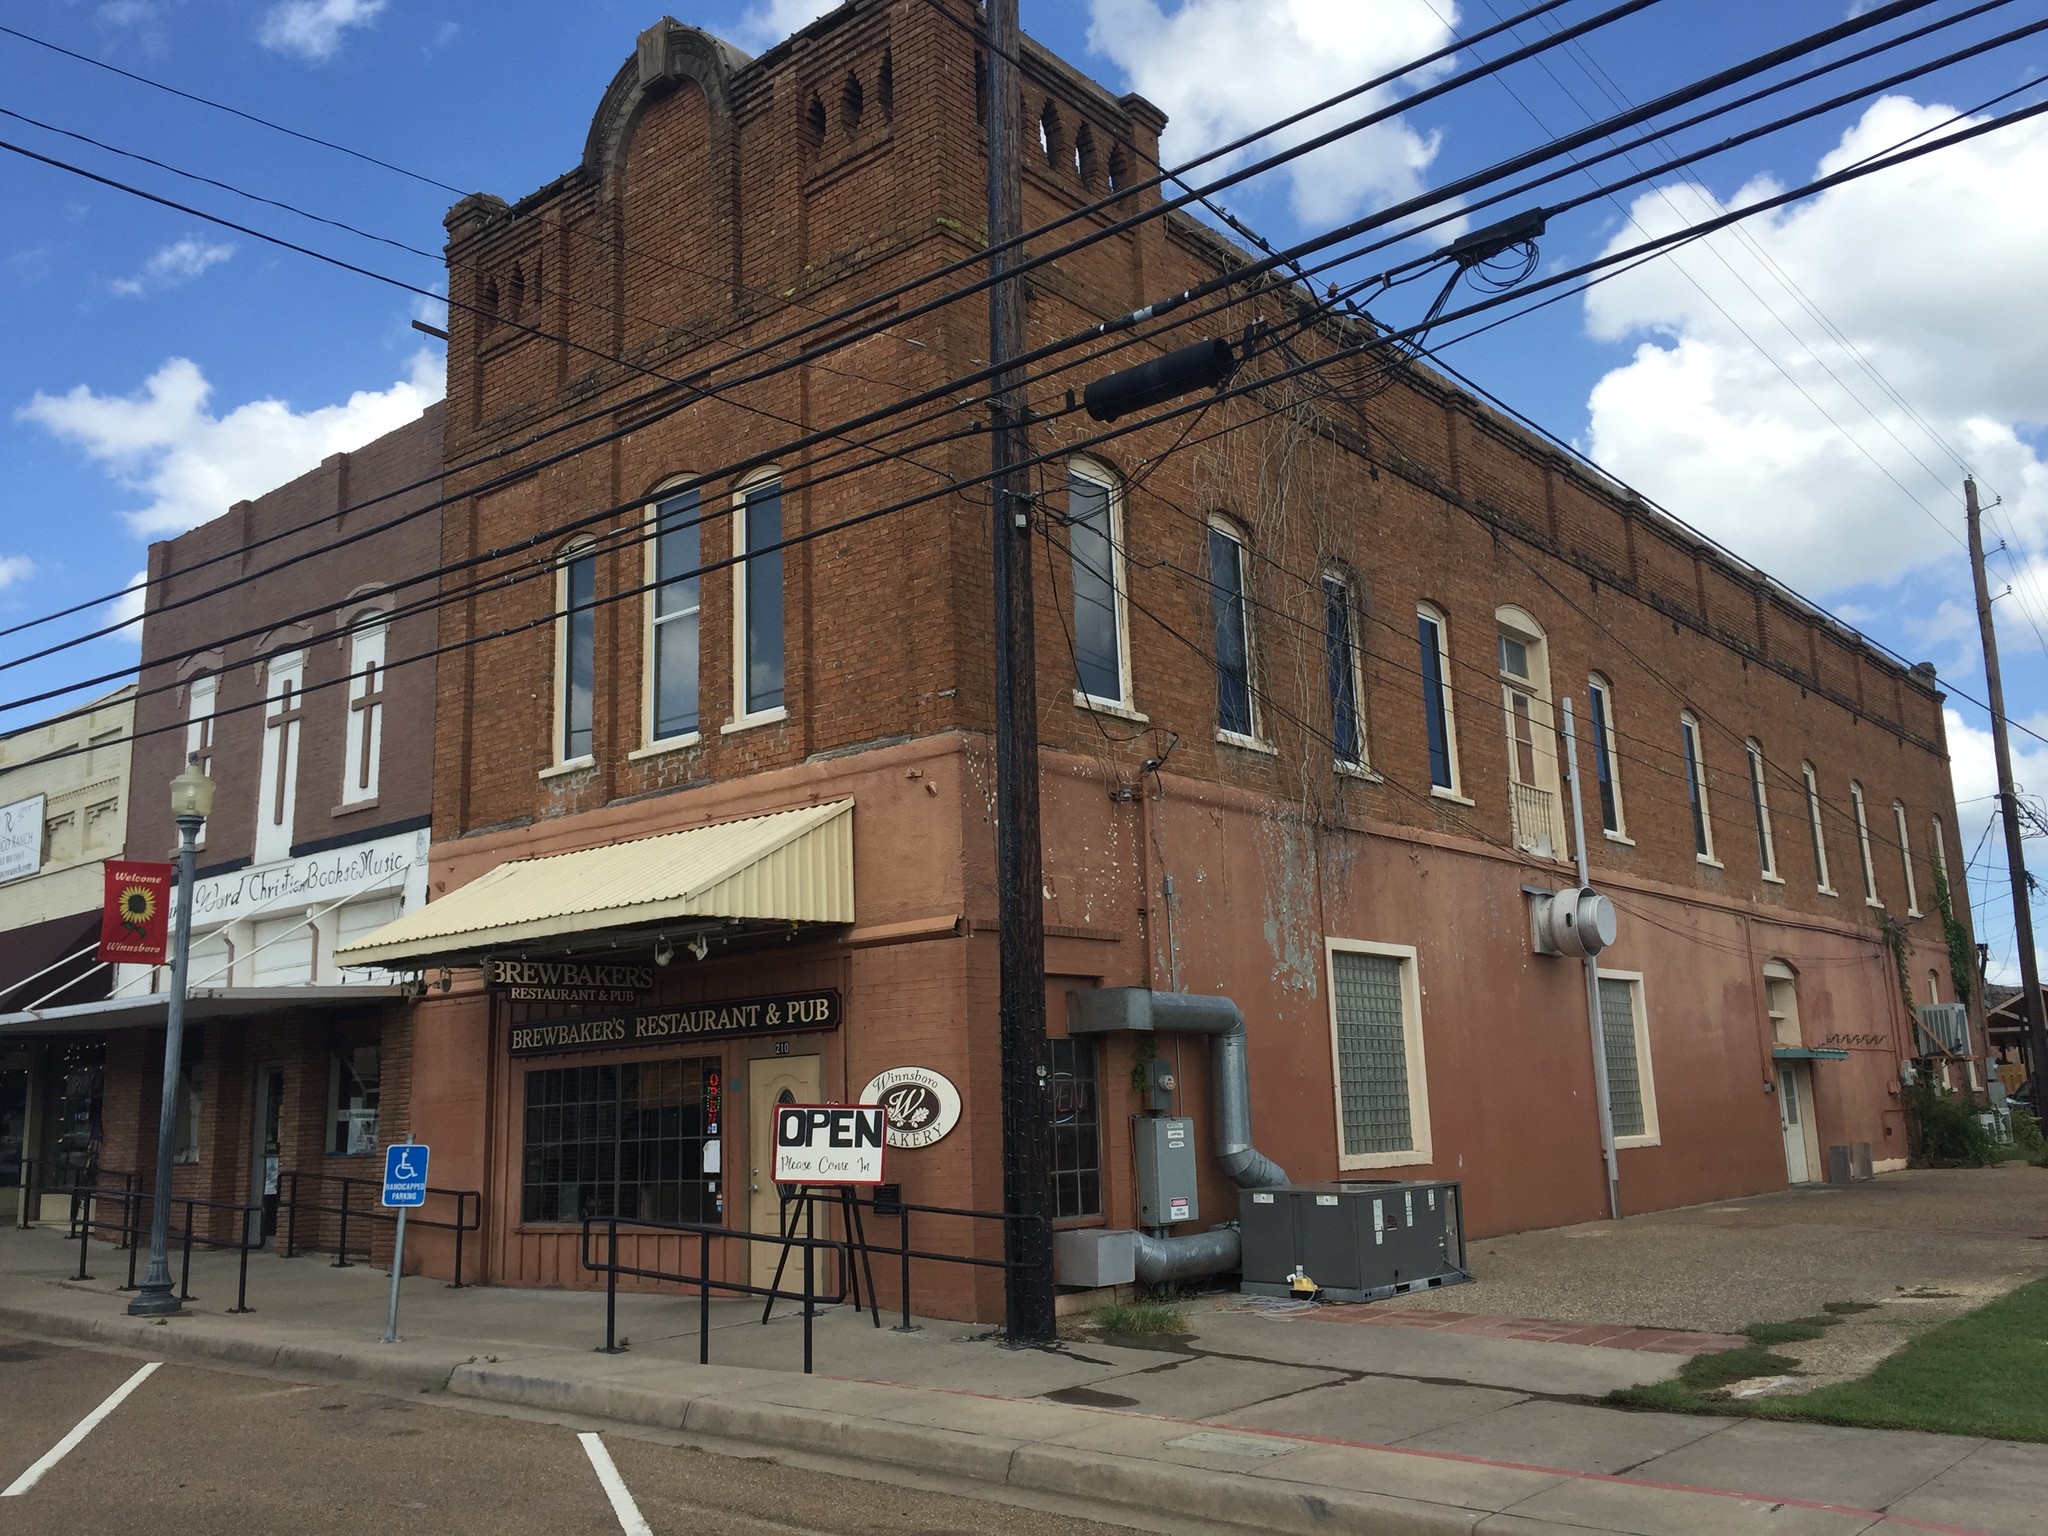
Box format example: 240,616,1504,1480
4,409,442,1257
337,3,1977,1315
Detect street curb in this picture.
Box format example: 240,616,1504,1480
0,1299,458,1393
8,1297,1483,1534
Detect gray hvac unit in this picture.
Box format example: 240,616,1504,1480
1239,1180,1470,1304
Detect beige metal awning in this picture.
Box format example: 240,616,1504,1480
332,799,855,968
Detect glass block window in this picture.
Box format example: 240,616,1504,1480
521,1058,717,1224
1331,949,1418,1158
1046,1037,1102,1219
1597,977,1646,1139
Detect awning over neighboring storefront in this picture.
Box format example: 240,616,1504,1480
332,798,856,969
0,910,112,1013
0,984,407,1037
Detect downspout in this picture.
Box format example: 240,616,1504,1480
1561,697,1622,1220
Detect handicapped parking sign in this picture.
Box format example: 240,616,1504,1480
382,1141,429,1208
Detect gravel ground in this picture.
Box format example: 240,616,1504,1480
1378,1165,2048,1334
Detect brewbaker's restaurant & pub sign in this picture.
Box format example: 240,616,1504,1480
507,989,841,1057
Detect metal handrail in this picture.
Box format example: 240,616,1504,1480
66,1184,262,1313
850,1193,1048,1334
13,1161,139,1239
278,1169,482,1288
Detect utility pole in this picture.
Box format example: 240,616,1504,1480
1967,477,2048,1086
985,0,1055,1344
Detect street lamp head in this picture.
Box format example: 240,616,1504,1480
169,753,215,822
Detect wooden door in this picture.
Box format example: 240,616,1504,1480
747,1054,821,1289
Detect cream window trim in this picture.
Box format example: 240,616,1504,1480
1680,712,1714,862
627,734,703,762
1851,781,1878,904
254,649,306,867
1931,815,1950,886
1586,673,1626,838
1217,729,1277,756
1417,603,1462,797
1595,969,1660,1149
1071,691,1149,726
537,755,596,782
1429,786,1476,807
1746,739,1777,880
730,473,788,730
1207,514,1260,744
554,539,599,768
1067,459,1135,712
643,479,703,750
1803,762,1833,894
341,614,387,808
1894,801,1921,916
1323,568,1370,772
1326,937,1433,1171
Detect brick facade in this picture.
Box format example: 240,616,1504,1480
389,3,1973,1313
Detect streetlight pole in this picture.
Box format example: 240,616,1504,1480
128,755,213,1317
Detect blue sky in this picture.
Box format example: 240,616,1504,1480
1,0,2044,973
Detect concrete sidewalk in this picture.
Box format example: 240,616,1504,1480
3,1226,2043,1534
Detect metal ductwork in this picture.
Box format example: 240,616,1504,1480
1067,988,1290,1283
1135,1226,1240,1285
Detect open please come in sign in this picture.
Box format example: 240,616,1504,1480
772,1104,887,1185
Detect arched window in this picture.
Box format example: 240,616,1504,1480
1803,762,1834,894
1416,602,1459,796
806,92,827,146
1931,815,1950,887
1207,516,1257,743
556,540,598,765
508,264,525,322
1586,673,1624,837
645,481,701,746
1074,122,1098,189
480,277,499,333
1850,781,1878,905
878,50,894,118
256,649,306,864
1497,606,1563,859
1067,460,1130,710
841,72,865,136
1106,144,1129,195
1747,738,1779,880
1764,959,1800,1048
1680,711,1715,863
342,611,387,805
1893,800,1921,916
1038,100,1062,168
733,474,787,722
1323,567,1368,771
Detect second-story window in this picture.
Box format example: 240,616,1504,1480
1851,780,1879,904
1587,674,1624,837
557,541,597,765
1323,570,1367,770
1498,608,1563,860
1067,462,1129,708
255,650,305,865
1417,603,1460,794
648,484,702,743
1207,517,1256,741
1931,815,1950,888
1803,761,1834,894
1747,739,1778,880
1680,712,1714,862
185,672,217,848
1893,800,1920,916
342,613,386,806
734,475,786,720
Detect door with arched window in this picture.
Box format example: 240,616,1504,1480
1497,608,1566,859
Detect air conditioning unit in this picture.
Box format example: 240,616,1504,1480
1239,1180,1470,1304
1916,1003,1969,1055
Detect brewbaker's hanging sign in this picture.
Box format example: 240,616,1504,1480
486,958,656,1004
508,989,840,1057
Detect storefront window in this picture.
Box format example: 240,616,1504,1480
329,1044,381,1156
521,1058,717,1224
173,1029,204,1164
1046,1038,1101,1219
46,1042,103,1182
0,1051,26,1189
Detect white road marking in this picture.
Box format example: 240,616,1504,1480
3,1361,163,1497
579,1431,654,1536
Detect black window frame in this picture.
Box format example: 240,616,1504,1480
1045,1037,1102,1220
520,1057,719,1226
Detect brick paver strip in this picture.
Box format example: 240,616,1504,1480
1304,1306,1745,1355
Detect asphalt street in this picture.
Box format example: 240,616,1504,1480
0,1335,1146,1535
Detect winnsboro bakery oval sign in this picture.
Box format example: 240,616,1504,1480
858,1067,962,1149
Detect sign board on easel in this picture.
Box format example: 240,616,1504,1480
772,1104,887,1185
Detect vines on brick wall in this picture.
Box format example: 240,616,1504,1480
1932,867,1973,1006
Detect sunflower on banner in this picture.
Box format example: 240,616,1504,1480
100,860,175,964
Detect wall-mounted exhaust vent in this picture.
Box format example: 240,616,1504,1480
1529,884,1617,958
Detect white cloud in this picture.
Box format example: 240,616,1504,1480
1943,705,2048,985
108,236,234,298
731,0,838,52
106,570,148,641
1085,0,1459,225
257,0,387,62
16,350,444,538
0,555,33,591
1583,97,2048,598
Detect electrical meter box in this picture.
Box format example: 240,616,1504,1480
1135,1116,1199,1225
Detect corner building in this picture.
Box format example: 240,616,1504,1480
343,2,1980,1316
